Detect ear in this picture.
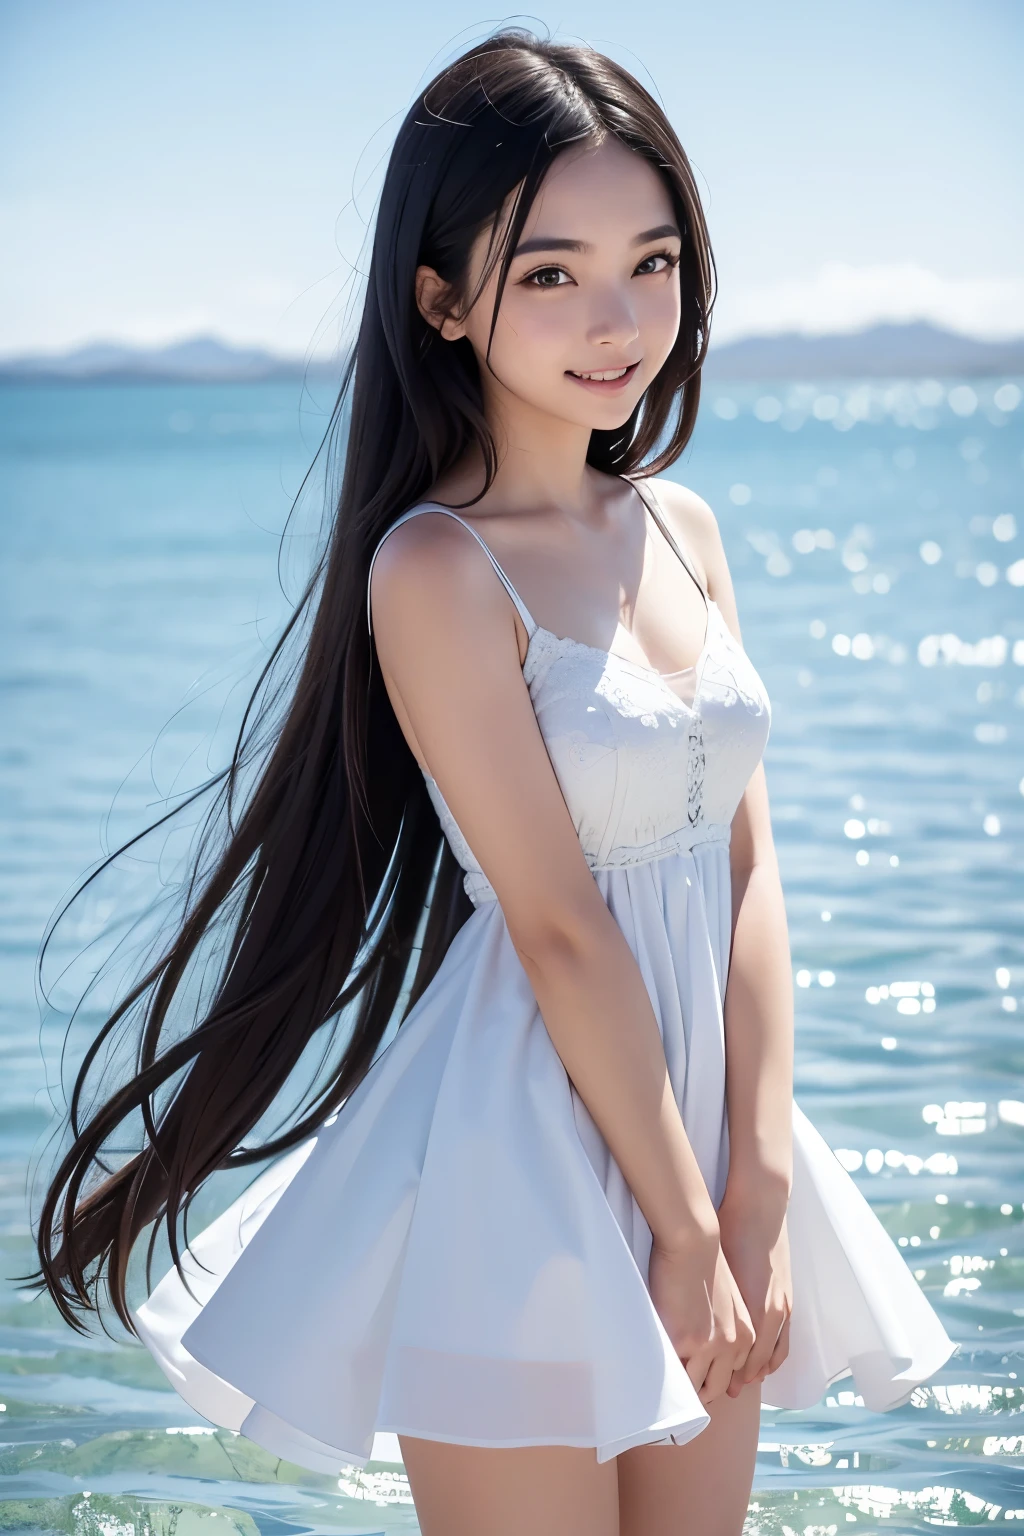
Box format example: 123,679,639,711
415,265,467,341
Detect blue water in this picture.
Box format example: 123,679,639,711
1,377,1022,1533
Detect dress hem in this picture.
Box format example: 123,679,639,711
370,1408,713,1467
165,1323,715,1473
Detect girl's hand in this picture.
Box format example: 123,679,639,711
648,1230,756,1406
716,1197,793,1397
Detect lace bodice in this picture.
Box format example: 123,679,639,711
369,487,772,905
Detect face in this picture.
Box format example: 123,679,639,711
419,134,683,436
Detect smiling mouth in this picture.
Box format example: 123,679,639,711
568,356,641,387
567,361,641,383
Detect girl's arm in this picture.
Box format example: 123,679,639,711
721,767,794,1222
369,511,720,1257
651,478,795,1216
652,478,794,1389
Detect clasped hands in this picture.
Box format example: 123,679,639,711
647,1188,793,1407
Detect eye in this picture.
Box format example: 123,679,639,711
634,250,679,277
523,265,573,289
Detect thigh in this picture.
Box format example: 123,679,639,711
616,1380,762,1536
399,1435,620,1536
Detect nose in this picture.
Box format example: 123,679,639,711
584,282,640,351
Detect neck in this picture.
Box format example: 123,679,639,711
468,372,603,519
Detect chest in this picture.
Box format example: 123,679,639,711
487,522,712,681
521,608,772,862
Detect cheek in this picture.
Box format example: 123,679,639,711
493,294,576,367
638,282,682,354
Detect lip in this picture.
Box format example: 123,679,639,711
565,360,641,394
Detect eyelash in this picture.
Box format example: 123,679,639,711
521,249,680,288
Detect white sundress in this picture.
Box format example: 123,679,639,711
133,482,956,1473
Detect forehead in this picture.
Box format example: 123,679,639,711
519,136,675,243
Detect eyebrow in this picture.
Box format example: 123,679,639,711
513,223,681,258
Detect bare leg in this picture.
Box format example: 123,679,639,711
616,1380,762,1536
398,1435,620,1536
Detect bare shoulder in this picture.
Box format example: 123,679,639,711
643,476,720,543
369,509,509,638
640,476,728,589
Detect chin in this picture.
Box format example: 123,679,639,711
548,391,644,435
589,402,643,432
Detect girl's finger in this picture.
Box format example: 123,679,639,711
698,1348,737,1406
748,1305,788,1380
764,1310,792,1375
682,1346,715,1395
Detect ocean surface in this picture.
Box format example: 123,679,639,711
1,375,1022,1534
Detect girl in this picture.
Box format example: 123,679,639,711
28,30,954,1536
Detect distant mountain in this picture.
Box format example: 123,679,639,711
0,334,331,384
703,321,1024,380
2,322,1022,384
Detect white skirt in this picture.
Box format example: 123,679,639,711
133,844,956,1472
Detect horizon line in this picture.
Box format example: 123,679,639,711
4,317,1024,369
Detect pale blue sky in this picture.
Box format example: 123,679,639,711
2,0,1021,358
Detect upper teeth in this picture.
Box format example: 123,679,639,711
572,367,630,380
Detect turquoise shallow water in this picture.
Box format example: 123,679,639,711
1,377,1022,1533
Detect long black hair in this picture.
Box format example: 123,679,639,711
25,27,716,1332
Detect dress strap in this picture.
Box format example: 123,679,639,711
630,477,710,609
366,503,538,638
